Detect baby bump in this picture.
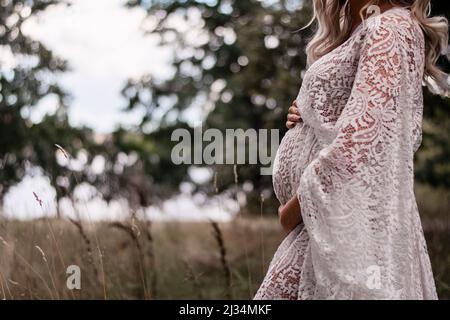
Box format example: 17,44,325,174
272,123,320,205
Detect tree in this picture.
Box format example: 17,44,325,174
0,0,95,213
123,0,309,213
414,0,450,188
122,0,450,214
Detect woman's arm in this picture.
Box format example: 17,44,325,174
278,195,302,232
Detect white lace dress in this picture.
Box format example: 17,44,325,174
254,7,438,300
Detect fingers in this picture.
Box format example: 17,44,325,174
286,121,296,129
288,105,300,115
287,114,300,122
286,100,303,129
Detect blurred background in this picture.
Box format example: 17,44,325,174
0,0,449,299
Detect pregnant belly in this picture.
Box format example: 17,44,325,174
272,123,320,205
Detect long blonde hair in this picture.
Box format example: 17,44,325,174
304,0,450,92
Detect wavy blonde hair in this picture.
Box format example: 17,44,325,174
303,0,450,92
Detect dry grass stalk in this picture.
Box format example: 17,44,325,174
0,236,54,299
210,221,232,299
182,258,204,299
233,164,238,185
6,277,42,299
54,143,108,299
231,165,253,297
0,269,12,299
54,144,69,159
259,192,266,276
214,170,219,193
33,195,70,299
32,192,43,208
35,245,60,299
68,218,99,280
109,221,150,299
142,220,157,298
45,219,66,266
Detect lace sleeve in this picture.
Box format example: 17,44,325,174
297,19,422,299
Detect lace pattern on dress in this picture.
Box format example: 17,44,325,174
255,7,437,300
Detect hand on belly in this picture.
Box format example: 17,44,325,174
278,195,302,233
286,99,303,129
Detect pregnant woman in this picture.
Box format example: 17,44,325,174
254,0,449,299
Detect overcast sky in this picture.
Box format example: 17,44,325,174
22,0,173,133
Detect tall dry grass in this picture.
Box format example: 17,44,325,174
0,214,448,299
0,146,448,299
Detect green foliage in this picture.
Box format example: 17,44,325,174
415,0,450,188
0,0,94,204
124,0,450,209
123,0,310,211
109,125,192,206
417,90,450,188
1,0,449,213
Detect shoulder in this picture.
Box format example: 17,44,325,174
361,7,424,48
353,8,424,95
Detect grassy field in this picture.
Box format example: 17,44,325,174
0,211,449,300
